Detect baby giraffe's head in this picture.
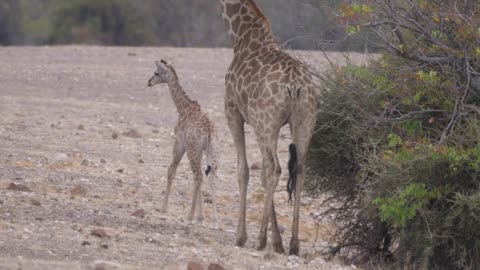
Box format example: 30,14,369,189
147,60,171,87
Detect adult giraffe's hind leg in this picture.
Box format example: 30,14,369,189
225,104,249,247
289,121,315,256
257,136,282,252
260,155,285,253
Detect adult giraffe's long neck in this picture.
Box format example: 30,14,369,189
220,0,277,53
166,67,196,115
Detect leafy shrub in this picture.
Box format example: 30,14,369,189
307,2,480,268
307,51,480,268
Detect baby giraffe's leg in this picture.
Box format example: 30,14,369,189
206,141,219,229
196,183,204,225
162,138,185,213
186,144,204,224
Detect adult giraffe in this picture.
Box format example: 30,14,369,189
219,0,318,255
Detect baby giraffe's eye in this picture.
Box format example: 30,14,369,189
154,72,159,76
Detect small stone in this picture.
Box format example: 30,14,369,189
111,131,119,139
204,197,213,204
94,263,106,270
78,124,85,130
93,261,122,270
81,159,91,166
30,198,41,206
221,217,234,227
131,209,145,218
250,161,262,170
116,168,124,174
187,261,205,270
7,182,32,192
122,129,142,139
70,185,87,197
207,263,225,270
100,158,107,164
71,223,82,232
138,159,144,164
81,241,91,246
288,255,299,262
100,243,109,249
278,224,286,235
53,153,69,162
91,228,109,238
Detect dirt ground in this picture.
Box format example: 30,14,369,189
0,46,372,270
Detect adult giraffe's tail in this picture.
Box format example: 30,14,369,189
287,143,297,204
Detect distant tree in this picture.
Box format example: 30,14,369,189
0,0,22,45
49,0,153,45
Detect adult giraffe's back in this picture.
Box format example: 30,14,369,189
219,0,318,255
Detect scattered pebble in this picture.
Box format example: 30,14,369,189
131,209,146,218
91,228,109,238
112,131,119,139
78,124,85,130
29,198,41,206
70,185,87,198
7,182,32,192
187,261,205,270
250,161,262,170
207,263,225,270
121,129,142,139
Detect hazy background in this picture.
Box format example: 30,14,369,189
0,0,365,51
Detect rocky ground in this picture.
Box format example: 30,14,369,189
0,46,373,269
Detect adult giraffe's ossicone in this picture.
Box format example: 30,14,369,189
219,0,318,255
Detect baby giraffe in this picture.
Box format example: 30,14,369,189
147,60,218,228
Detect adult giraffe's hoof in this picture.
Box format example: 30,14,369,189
289,238,299,256
273,242,285,254
255,238,267,251
235,234,247,247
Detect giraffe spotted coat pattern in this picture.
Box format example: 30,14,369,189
147,60,218,228
220,0,318,255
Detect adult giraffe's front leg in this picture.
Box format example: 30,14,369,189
225,104,249,247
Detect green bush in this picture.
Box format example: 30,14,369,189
48,0,152,45
307,53,480,268
307,2,480,267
